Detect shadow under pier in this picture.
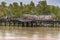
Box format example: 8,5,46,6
0,19,60,27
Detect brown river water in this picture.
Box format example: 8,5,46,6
0,26,60,40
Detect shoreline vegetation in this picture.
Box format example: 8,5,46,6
0,0,60,20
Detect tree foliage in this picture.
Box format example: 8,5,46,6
0,1,60,20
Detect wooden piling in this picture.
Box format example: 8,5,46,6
22,22,25,27
25,22,27,27
30,22,33,27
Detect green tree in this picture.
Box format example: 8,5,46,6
0,2,7,17
12,2,20,17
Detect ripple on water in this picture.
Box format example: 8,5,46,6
0,26,60,38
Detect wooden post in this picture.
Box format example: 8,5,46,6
8,22,9,26
9,21,12,26
53,23,55,28
22,22,25,27
57,22,59,27
0,21,2,26
13,22,15,26
26,22,29,27
35,22,37,27
31,22,33,27
18,22,20,27
5,21,6,26
41,22,43,27
39,21,41,27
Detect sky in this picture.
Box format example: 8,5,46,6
0,0,60,7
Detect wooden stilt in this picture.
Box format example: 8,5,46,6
22,22,25,27
5,22,6,26
26,22,29,27
31,22,33,27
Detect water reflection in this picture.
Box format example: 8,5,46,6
0,26,60,39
